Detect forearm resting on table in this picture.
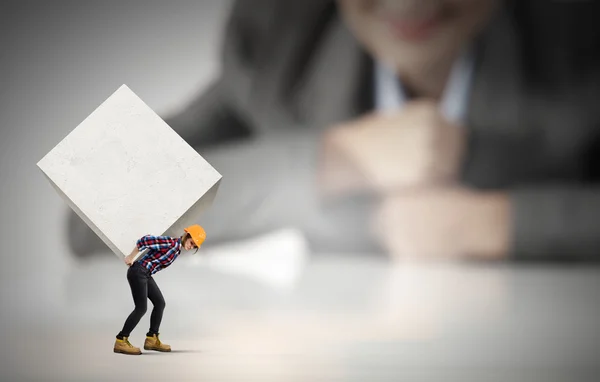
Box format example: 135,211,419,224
461,129,600,260
194,130,379,253
510,186,600,261
317,129,370,198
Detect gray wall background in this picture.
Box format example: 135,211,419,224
0,0,232,323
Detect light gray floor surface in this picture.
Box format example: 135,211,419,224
1,255,599,382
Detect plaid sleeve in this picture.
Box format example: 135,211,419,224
136,235,174,251
150,245,180,274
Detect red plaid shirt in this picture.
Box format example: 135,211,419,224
136,235,182,275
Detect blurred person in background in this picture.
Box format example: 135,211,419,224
68,0,600,262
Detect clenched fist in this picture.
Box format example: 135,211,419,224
320,100,466,195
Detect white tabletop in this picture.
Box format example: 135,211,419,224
3,253,599,382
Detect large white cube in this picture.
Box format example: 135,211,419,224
37,84,222,258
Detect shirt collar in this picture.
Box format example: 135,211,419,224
374,46,475,124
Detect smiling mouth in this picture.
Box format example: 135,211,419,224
379,6,450,41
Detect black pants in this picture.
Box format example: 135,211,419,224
117,262,165,338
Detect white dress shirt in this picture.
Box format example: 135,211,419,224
374,47,475,124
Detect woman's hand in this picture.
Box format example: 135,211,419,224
124,246,140,266
124,254,135,266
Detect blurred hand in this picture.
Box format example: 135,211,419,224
372,188,511,260
320,100,466,195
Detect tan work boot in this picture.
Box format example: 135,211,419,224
144,334,171,352
113,337,142,355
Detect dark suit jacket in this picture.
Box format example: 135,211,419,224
70,0,600,260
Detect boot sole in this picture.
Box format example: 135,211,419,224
114,349,142,355
144,346,171,352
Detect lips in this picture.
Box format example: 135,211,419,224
388,16,441,40
381,7,446,41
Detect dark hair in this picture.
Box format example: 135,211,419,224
182,232,199,253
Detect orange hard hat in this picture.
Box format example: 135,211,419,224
184,225,206,248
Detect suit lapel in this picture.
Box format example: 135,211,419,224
467,9,523,135
290,13,372,129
